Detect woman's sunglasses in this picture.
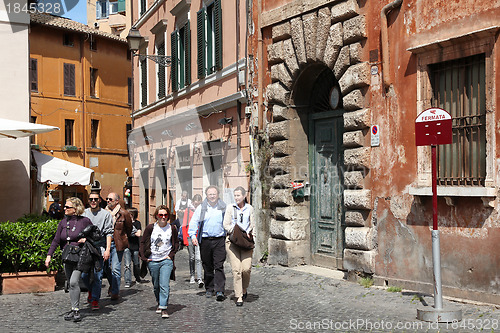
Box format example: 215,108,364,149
64,206,74,209
157,214,168,218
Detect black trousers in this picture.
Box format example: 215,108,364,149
200,237,226,293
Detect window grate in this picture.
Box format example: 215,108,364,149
430,54,486,186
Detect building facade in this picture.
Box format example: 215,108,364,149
250,0,500,304
129,0,250,226
0,1,31,222
87,0,132,39
30,13,132,207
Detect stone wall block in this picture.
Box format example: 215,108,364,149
349,42,363,64
344,147,371,170
343,15,366,44
272,105,295,122
272,140,293,156
270,218,309,241
272,21,291,42
275,205,309,221
270,188,294,207
345,210,370,227
331,0,360,23
316,7,331,61
343,249,375,273
344,108,371,130
343,130,364,148
344,170,364,189
333,45,350,80
268,121,290,142
344,189,372,210
302,12,318,62
339,62,371,95
269,156,292,175
283,39,300,77
323,22,343,68
290,17,307,65
272,173,292,189
343,89,366,111
268,238,309,266
268,41,284,64
345,227,376,250
266,82,290,105
271,63,293,89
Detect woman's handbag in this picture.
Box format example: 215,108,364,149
61,244,81,263
229,224,255,250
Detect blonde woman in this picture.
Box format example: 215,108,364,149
45,197,92,322
223,186,255,306
140,205,179,318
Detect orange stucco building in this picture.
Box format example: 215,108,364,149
29,13,132,209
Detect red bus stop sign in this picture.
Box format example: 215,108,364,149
415,108,452,146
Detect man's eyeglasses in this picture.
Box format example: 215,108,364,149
106,198,114,201
157,214,168,218
64,206,74,209
89,198,99,202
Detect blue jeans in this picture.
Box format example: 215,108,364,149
82,256,104,302
104,242,124,295
148,258,173,309
123,248,141,284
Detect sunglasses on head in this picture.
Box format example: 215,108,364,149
89,198,99,202
64,205,74,209
157,214,168,218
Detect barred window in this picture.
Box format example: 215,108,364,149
430,54,486,186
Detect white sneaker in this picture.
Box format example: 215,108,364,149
197,279,204,288
189,276,196,284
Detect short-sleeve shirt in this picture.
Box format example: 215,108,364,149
149,223,172,261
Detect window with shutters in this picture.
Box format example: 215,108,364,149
90,68,98,98
30,58,38,92
63,63,76,96
197,0,222,79
109,1,118,14
430,54,486,186
157,42,166,99
65,119,75,146
139,0,146,15
91,119,99,148
63,33,74,47
96,0,108,19
140,57,148,106
171,22,191,92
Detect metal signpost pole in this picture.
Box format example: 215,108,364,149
415,108,462,323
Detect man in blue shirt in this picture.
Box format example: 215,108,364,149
188,185,227,301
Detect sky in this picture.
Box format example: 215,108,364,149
36,0,87,24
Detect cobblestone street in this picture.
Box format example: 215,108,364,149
0,248,498,332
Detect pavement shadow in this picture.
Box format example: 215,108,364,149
147,304,187,315
402,291,430,306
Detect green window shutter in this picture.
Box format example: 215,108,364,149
214,0,222,71
197,9,206,79
171,31,178,92
157,43,166,98
117,0,125,13
140,58,147,106
185,21,191,86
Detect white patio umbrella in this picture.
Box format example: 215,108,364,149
0,118,59,139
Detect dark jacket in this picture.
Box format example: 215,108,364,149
47,215,93,256
112,207,133,251
139,223,179,280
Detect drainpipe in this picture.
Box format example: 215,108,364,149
81,35,86,167
257,0,263,131
380,0,403,89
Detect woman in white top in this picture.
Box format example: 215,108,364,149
223,186,255,306
139,205,179,318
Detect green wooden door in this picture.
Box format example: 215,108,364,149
310,112,344,268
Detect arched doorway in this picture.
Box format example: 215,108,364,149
295,65,345,268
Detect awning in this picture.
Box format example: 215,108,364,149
0,118,59,139
32,150,94,186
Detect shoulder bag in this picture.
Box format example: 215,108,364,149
61,220,81,263
229,207,254,250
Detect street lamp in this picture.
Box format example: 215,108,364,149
126,28,172,67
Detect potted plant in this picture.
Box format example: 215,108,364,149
0,214,62,294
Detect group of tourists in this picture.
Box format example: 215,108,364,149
45,185,255,322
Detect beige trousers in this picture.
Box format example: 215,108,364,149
226,240,253,299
